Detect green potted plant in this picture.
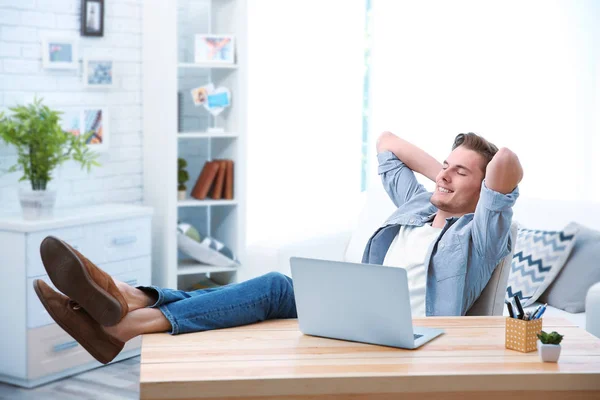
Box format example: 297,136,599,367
537,330,563,362
0,98,99,219
178,157,190,200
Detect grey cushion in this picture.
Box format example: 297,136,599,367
539,222,600,313
467,223,518,316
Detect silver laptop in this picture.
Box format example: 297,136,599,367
290,257,444,349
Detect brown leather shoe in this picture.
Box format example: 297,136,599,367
40,236,128,327
33,279,124,365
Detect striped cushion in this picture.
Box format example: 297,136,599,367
505,223,578,307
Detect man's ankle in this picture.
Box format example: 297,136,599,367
133,286,158,308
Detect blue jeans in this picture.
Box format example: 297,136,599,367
137,272,298,334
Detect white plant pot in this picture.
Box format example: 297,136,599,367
538,341,561,362
19,187,57,220
177,190,187,200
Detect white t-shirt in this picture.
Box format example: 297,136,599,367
382,224,442,317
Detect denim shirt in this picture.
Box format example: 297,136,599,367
362,151,519,316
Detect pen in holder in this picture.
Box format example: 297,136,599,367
505,317,543,353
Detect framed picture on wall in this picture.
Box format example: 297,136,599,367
83,58,115,88
59,107,110,152
41,36,79,69
194,34,235,64
81,0,104,37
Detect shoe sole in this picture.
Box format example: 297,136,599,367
33,280,121,364
40,236,123,327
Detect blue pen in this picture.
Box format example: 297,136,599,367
530,304,542,320
534,304,547,320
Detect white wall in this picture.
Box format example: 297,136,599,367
369,0,599,200
0,0,143,213
246,0,365,247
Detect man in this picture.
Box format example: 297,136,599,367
33,131,523,364
370,131,522,317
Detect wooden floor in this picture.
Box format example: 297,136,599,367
0,356,140,400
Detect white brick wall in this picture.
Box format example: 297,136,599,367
0,0,143,213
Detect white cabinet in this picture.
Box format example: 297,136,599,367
0,204,153,388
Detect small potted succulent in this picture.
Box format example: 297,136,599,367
177,157,189,200
537,330,563,362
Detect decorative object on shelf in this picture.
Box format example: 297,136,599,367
177,222,240,267
177,158,189,200
0,98,99,219
190,83,214,106
59,107,109,152
81,0,104,37
194,34,235,64
191,159,234,200
190,83,231,132
537,330,563,362
83,58,114,88
41,36,79,70
205,87,231,116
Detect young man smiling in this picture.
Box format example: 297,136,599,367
33,131,523,364
367,131,523,317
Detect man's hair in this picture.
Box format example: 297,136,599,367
452,132,498,168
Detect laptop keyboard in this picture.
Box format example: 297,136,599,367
414,334,423,340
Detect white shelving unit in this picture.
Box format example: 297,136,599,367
178,62,239,70
177,132,239,139
143,0,247,290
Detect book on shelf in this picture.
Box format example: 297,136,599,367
190,160,220,200
224,159,234,200
210,160,227,199
190,159,234,201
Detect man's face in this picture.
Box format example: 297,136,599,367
430,146,486,215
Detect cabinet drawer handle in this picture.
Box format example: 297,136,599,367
111,235,137,246
124,279,138,286
53,341,78,352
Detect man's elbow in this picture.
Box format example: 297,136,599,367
486,147,524,193
496,147,524,181
376,131,395,153
495,147,518,163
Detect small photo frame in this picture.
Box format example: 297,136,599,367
194,34,235,64
81,0,104,37
207,90,231,109
83,58,115,89
59,107,109,152
42,36,79,69
190,83,215,106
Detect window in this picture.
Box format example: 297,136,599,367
361,0,373,192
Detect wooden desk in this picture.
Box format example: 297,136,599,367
140,317,600,399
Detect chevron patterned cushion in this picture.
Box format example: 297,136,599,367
506,223,579,307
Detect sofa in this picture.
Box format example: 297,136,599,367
276,181,600,338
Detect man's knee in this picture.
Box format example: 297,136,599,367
263,272,293,293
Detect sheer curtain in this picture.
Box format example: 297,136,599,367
246,0,365,249
368,0,599,199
